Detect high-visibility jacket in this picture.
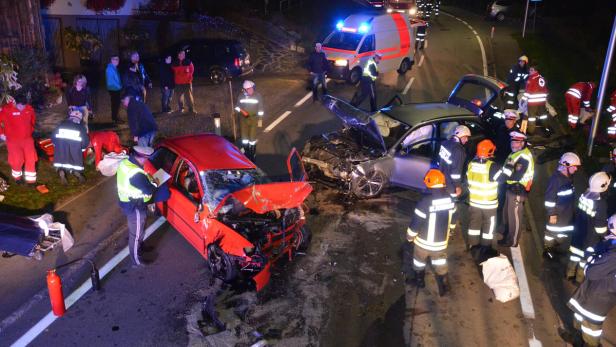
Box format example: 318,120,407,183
544,170,575,233
607,90,616,122
506,63,529,90
571,190,608,257
438,137,466,195
235,91,264,117
0,102,35,141
566,82,595,108
503,147,534,193
116,158,155,203
522,72,548,106
362,58,379,81
466,158,501,209
406,188,455,252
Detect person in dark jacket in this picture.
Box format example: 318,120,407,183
52,109,90,184
504,55,529,108
121,91,158,147
128,51,151,102
307,43,328,101
159,54,175,113
65,74,92,132
438,124,470,233
122,65,145,102
559,214,616,347
601,147,616,216
351,53,382,112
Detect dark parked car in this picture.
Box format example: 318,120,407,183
301,75,507,198
162,39,253,84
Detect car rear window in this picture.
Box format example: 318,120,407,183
324,32,363,51
150,147,177,174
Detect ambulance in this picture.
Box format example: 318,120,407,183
322,13,418,84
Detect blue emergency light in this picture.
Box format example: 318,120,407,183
358,23,370,34
336,21,344,30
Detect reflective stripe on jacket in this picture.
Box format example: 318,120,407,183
467,159,500,209
406,188,455,251
117,159,154,203
504,147,534,191
362,58,378,81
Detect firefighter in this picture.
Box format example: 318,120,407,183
0,92,37,184
602,148,616,216
406,169,456,296
351,52,382,113
235,80,264,160
606,90,616,139
116,146,159,267
89,130,126,168
504,56,529,108
521,66,548,136
559,214,616,347
543,152,581,260
498,131,534,247
415,21,428,51
438,125,470,232
466,139,502,256
494,109,521,164
52,109,90,184
567,172,610,284
565,81,596,129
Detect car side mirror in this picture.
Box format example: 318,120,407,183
194,203,203,223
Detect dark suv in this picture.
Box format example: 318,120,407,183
162,39,253,84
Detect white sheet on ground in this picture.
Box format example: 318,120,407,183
481,254,520,303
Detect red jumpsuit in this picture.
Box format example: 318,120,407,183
522,71,548,134
89,131,125,167
565,82,595,128
607,90,616,139
0,103,37,183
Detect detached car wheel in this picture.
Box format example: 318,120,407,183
209,67,226,84
348,67,362,85
207,243,237,283
351,169,386,198
398,58,411,74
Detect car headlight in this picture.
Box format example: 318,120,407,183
334,59,348,67
387,8,393,13
409,7,417,15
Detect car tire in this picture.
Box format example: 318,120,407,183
397,58,412,74
496,12,505,22
348,67,362,85
209,67,226,84
206,243,237,283
351,168,387,198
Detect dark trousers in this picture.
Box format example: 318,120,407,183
125,207,147,265
468,206,497,247
109,90,121,122
500,190,526,247
176,83,195,112
161,87,174,112
311,72,327,100
351,77,377,112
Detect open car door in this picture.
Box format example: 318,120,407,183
287,147,308,182
447,74,507,116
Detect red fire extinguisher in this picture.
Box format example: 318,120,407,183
46,269,66,317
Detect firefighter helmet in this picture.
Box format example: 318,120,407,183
453,125,471,139
559,152,581,167
608,214,616,234
243,80,255,90
519,55,529,63
504,109,520,120
589,171,610,193
424,169,446,188
476,139,496,159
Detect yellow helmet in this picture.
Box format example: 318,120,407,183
519,55,529,63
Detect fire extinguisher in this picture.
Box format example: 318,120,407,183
46,269,66,317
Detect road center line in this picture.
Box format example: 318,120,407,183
263,111,292,133
417,55,425,67
11,217,167,347
295,92,313,107
402,77,415,95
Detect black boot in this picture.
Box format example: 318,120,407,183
250,145,257,161
72,171,86,183
557,327,584,346
436,274,450,296
414,270,425,288
58,170,68,185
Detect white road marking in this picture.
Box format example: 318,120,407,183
10,217,167,347
263,111,292,133
424,39,428,49
418,55,425,67
443,12,489,77
402,77,415,95
295,92,313,107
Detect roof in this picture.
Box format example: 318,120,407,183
159,134,255,172
382,102,475,126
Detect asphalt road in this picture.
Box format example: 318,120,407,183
2,6,613,347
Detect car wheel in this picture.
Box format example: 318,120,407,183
206,243,237,282
398,58,412,74
297,225,312,252
496,12,505,22
209,67,226,84
351,169,387,198
348,67,362,85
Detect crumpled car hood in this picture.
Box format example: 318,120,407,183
214,182,312,215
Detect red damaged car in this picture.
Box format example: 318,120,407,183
144,134,312,290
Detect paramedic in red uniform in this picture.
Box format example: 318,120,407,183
0,92,38,184
565,81,595,129
521,66,549,136
89,131,126,167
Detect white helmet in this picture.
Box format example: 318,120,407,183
559,152,581,167
504,109,520,121
609,214,616,234
243,80,255,90
589,171,611,193
453,125,471,138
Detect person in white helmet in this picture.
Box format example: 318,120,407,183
560,213,616,347
495,109,521,163
601,147,616,216
497,131,534,247
235,80,264,160
567,171,610,283
504,55,529,108
438,124,470,233
543,152,581,260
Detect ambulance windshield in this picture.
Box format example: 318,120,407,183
324,32,363,51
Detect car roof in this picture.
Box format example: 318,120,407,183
382,102,475,126
159,134,255,172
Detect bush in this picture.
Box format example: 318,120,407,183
10,48,50,108
0,55,21,105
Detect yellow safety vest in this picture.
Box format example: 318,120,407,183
116,159,154,203
467,160,498,209
505,147,534,190
362,59,378,81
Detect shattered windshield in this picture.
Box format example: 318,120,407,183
201,169,270,212
371,112,410,149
